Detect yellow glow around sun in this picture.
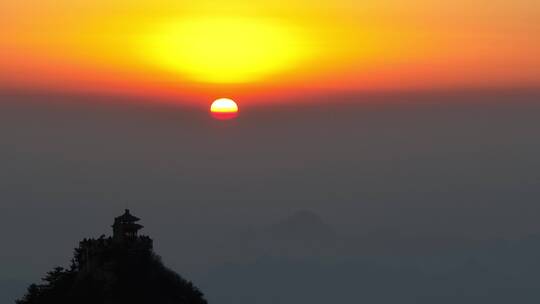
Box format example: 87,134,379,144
141,17,309,83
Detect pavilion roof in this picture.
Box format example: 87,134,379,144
115,209,140,223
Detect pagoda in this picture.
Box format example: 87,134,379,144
112,209,143,241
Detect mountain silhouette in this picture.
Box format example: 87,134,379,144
257,210,338,257
270,210,336,242
16,210,207,304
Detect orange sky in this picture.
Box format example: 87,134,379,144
1,0,539,104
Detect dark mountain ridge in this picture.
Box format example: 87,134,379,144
16,210,207,304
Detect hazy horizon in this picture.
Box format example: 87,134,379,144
2,88,540,303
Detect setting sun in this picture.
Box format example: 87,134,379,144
210,98,239,120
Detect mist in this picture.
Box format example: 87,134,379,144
1,89,540,303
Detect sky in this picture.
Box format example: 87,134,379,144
1,1,540,303
1,0,540,103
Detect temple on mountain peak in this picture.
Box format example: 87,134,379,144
112,209,143,241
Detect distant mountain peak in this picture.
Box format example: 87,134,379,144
270,210,336,242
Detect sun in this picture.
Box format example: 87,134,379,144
210,98,239,120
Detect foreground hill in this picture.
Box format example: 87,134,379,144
17,210,207,304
